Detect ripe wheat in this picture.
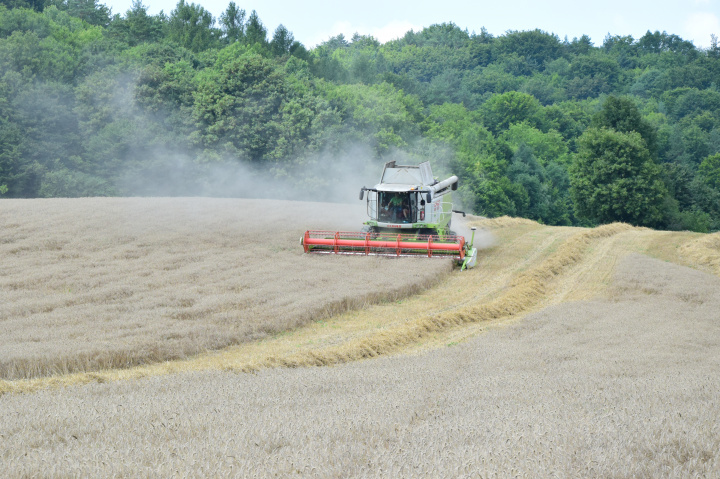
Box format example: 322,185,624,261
1,254,718,477
0,198,452,379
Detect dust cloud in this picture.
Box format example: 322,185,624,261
453,213,497,250
118,143,388,205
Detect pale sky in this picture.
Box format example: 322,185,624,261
103,0,720,48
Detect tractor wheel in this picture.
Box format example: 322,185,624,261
418,228,438,238
361,225,379,238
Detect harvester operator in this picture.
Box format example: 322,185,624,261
388,194,404,222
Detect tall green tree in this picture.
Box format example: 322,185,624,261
570,127,666,226
699,153,720,190
494,29,563,70
219,1,244,44
167,0,216,52
109,0,163,46
269,24,293,56
243,9,265,46
58,0,110,26
566,53,621,99
192,52,287,161
592,95,658,156
479,91,545,133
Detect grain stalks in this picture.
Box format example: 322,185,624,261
0,198,452,381
679,232,720,276
245,222,634,370
0,222,632,395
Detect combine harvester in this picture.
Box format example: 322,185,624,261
302,161,478,270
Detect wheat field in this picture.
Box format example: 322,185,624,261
2,198,720,477
0,198,452,379
2,254,719,477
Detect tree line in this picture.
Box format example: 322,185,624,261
1,0,719,230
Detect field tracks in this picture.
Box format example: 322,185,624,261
0,221,636,395
679,232,720,276
12,220,717,395
253,222,635,370
0,224,632,394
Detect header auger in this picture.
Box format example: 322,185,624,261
301,161,478,270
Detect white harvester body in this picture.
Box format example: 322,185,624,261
302,160,478,270
360,161,459,235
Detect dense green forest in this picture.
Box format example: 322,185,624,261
1,0,720,230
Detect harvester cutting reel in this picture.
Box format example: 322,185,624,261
301,228,478,271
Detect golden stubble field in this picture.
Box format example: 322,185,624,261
2,198,720,477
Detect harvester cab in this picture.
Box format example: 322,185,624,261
302,161,478,270
359,160,458,237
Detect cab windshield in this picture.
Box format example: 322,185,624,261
377,192,416,223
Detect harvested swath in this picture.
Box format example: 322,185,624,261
0,198,452,380
0,221,625,389
0,220,634,393
469,215,538,229
0,219,554,395
679,232,720,276
237,222,633,370
2,254,718,477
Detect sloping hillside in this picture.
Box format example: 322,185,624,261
2,198,718,393
2,253,720,477
3,198,720,476
0,198,452,380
